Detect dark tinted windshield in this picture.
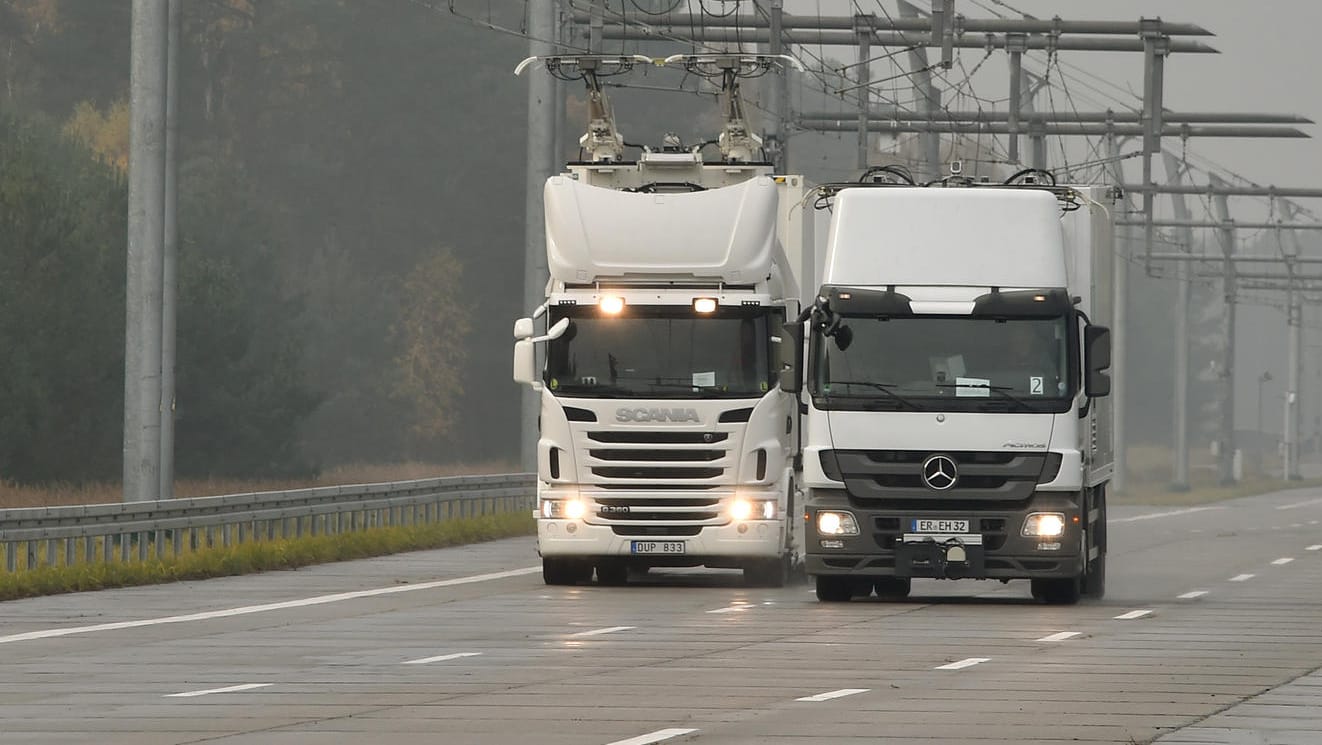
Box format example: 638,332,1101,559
546,305,779,399
813,316,1073,412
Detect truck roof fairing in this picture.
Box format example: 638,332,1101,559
544,176,778,285
822,188,1068,289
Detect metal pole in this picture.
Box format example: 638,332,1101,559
1209,174,1237,484
159,0,180,501
855,16,870,171
898,0,939,179
1006,34,1025,165
524,0,557,472
589,0,603,53
764,0,787,172
125,0,169,503
1140,29,1167,267
1282,201,1303,479
1162,150,1193,491
1105,133,1128,493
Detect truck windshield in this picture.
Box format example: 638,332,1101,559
812,316,1073,413
545,305,778,399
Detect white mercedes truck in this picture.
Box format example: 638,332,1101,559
782,172,1115,604
513,55,810,587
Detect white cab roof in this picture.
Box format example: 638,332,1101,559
544,176,777,284
822,187,1067,289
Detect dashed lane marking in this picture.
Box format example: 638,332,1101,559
1114,610,1153,620
1230,573,1256,582
570,626,636,637
402,652,482,665
166,683,272,698
605,728,699,745
1276,497,1322,510
1178,590,1209,599
936,658,991,670
1037,631,1082,642
1272,557,1295,566
1307,545,1322,551
796,688,870,702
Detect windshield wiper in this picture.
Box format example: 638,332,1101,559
822,380,919,410
934,382,1035,412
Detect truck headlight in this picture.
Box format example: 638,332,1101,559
816,510,859,536
729,498,777,521
540,498,587,519
1022,512,1066,538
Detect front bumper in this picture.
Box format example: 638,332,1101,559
538,518,785,565
806,492,1083,580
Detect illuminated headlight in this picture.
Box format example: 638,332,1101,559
729,498,777,521
599,296,625,314
816,510,859,536
1022,512,1067,538
692,297,718,314
540,498,588,519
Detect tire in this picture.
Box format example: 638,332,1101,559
873,577,912,601
595,559,629,586
543,558,589,586
1031,577,1081,605
1082,554,1106,599
815,575,855,602
744,556,790,588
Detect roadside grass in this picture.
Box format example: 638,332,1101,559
0,511,534,602
0,460,521,509
1115,445,1322,506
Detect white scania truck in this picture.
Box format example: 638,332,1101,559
513,55,810,587
782,174,1115,604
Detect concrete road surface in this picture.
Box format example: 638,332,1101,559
3,486,1322,744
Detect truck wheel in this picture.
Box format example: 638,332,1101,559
873,577,911,600
815,575,855,602
1082,555,1106,599
744,556,789,588
1031,577,1081,605
543,558,589,586
595,559,629,586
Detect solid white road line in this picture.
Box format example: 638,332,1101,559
1307,545,1322,551
402,652,482,665
166,683,272,698
605,728,699,745
1272,557,1296,566
1178,590,1209,600
796,688,869,702
0,566,542,646
1111,506,1224,523
1230,573,1256,582
936,658,991,670
1276,497,1322,511
570,626,635,637
1114,610,1153,620
1037,631,1082,642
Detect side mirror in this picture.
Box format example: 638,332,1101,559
513,339,536,385
779,322,804,394
513,317,534,340
1084,325,1111,398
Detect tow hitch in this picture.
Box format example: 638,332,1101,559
895,533,986,578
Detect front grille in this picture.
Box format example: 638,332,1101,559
611,525,704,537
590,448,723,462
592,466,723,480
871,516,1009,552
588,431,728,444
826,449,1048,506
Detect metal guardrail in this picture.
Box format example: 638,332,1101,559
0,473,536,574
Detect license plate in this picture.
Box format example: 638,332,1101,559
630,541,686,555
910,518,970,533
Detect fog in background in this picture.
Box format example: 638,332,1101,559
0,0,1316,485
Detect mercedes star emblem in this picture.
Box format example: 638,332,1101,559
921,454,958,491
